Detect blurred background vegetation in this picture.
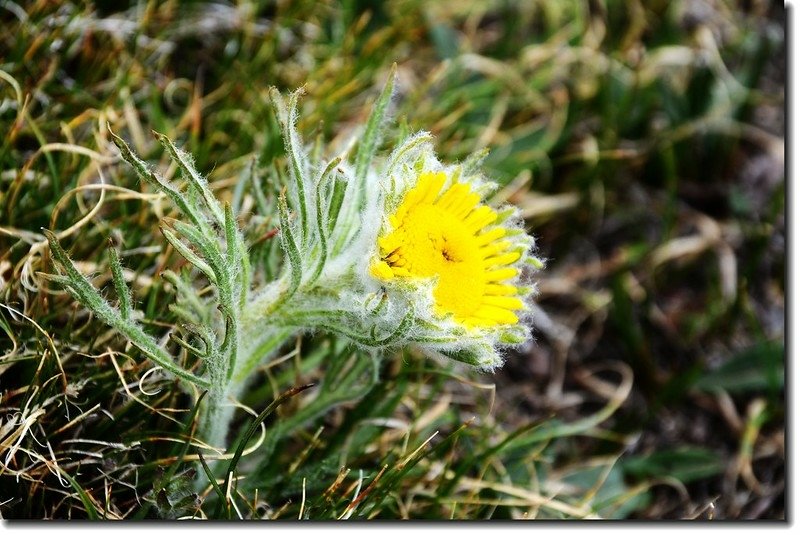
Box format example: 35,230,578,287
0,0,785,520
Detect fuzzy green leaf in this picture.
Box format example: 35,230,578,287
277,192,303,301
160,226,218,285
107,243,133,322
270,87,311,244
107,125,204,229
45,230,210,388
170,220,233,315
354,63,397,186
154,130,225,225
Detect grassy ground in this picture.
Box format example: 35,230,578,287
0,0,785,520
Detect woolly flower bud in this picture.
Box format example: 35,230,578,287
260,74,542,370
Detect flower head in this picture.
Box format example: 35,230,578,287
370,171,525,328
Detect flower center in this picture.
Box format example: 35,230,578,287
389,203,485,319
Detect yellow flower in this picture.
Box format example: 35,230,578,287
370,171,525,328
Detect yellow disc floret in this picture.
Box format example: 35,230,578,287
370,171,524,328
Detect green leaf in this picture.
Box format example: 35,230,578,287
59,468,100,520
277,192,303,300
270,87,311,243
354,63,396,186
160,226,217,285
108,125,204,229
197,451,227,507
45,230,211,389
561,463,650,519
107,242,133,322
622,447,725,485
428,22,459,60
154,130,225,225
170,220,234,315
310,164,332,284
217,383,315,519
693,340,784,394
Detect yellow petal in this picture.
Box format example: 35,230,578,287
485,284,517,296
485,251,521,267
419,172,447,204
480,240,512,258
464,206,498,232
482,296,524,310
484,267,517,282
473,306,519,324
476,227,506,246
370,261,394,280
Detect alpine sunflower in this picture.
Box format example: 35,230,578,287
370,171,527,329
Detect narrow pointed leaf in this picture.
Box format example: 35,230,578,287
154,130,225,225
108,242,133,322
354,63,397,185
